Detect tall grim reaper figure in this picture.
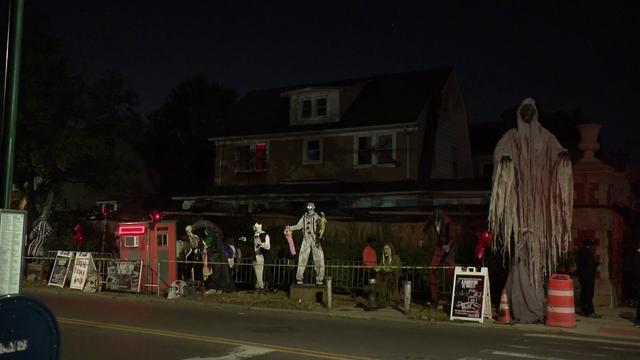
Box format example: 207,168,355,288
489,98,573,323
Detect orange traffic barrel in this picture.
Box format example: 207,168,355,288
545,274,576,328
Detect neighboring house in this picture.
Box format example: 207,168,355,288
176,68,489,215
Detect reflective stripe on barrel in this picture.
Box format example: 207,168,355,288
545,274,576,328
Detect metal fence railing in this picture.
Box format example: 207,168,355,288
229,258,452,295
27,255,453,297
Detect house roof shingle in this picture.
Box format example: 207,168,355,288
215,68,453,138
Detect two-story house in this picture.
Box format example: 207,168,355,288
175,68,489,217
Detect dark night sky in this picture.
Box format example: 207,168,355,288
9,1,640,165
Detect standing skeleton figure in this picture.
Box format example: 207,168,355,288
489,98,573,323
289,202,325,285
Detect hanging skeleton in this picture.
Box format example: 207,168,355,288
488,98,573,323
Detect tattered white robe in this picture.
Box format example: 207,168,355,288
489,98,573,323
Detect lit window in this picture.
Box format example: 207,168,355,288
157,234,168,247
234,142,268,172
124,236,139,248
304,139,322,164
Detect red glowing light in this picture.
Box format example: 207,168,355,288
149,210,163,223
117,225,146,235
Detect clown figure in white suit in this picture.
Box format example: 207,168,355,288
288,202,325,285
252,223,271,292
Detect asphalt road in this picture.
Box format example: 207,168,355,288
22,289,640,360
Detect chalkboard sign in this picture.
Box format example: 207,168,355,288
105,260,143,292
449,266,491,323
0,210,27,296
70,252,97,290
47,251,74,288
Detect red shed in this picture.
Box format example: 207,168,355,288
116,220,177,291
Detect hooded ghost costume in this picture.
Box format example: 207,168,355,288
488,98,573,323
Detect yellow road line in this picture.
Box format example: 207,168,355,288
58,317,376,360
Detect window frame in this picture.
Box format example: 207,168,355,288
124,236,140,248
299,95,329,121
354,132,396,168
234,141,269,173
156,233,168,247
303,138,323,165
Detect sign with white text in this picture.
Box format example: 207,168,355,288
449,266,491,323
105,259,143,292
0,210,27,296
48,251,75,288
69,252,96,290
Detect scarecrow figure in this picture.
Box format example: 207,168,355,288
489,98,573,323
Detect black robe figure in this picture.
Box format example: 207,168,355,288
576,239,600,318
205,228,235,292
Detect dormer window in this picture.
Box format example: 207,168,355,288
283,88,341,125
300,96,328,119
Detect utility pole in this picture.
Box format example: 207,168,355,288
1,0,25,208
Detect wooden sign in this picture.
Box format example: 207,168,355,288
70,252,97,290
449,266,492,323
47,251,75,288
0,210,27,295
105,259,143,293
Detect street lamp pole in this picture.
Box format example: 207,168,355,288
1,0,25,208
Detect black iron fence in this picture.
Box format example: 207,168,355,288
27,254,453,296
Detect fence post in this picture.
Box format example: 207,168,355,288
157,260,160,297
403,280,412,314
326,276,332,310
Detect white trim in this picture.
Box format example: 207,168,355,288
302,138,323,165
547,289,574,296
211,123,417,144
546,306,575,313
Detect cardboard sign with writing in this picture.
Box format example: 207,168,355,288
105,259,143,293
449,266,492,323
48,251,74,288
70,252,96,290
